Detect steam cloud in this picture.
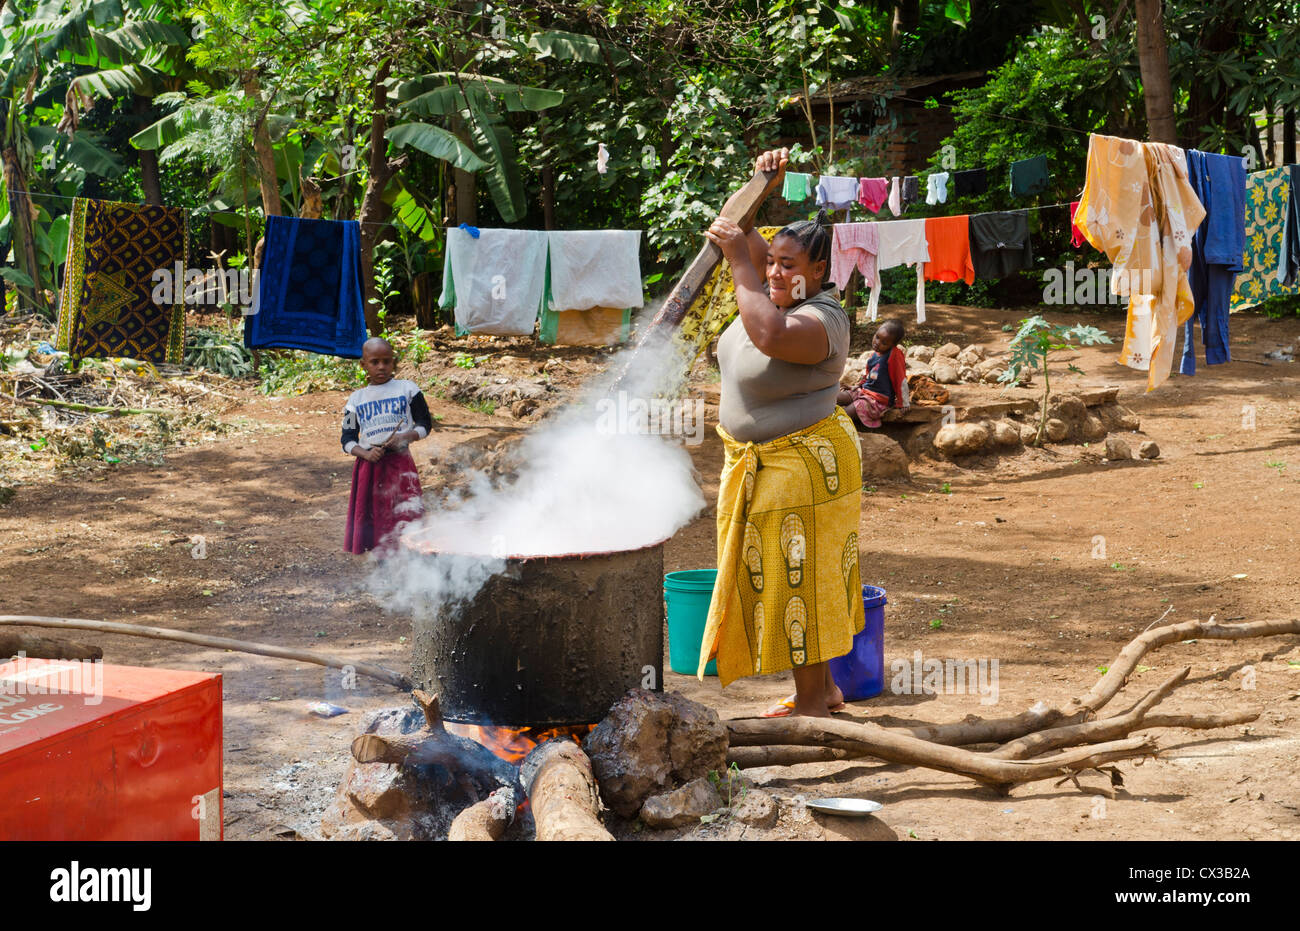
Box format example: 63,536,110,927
368,324,708,614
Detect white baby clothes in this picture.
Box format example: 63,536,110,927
870,219,930,322
816,175,861,210
926,172,950,205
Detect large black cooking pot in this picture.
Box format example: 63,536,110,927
406,539,665,726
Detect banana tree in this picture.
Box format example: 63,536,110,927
388,72,564,223
0,0,189,314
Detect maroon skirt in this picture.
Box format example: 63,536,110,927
344,449,424,555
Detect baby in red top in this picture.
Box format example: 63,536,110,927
838,319,908,429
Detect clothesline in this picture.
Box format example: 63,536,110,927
4,187,1080,237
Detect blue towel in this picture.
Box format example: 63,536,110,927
244,215,367,358
1181,151,1246,376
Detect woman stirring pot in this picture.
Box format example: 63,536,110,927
698,148,865,717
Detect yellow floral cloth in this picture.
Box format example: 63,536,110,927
674,227,780,363
1229,167,1299,311
699,406,864,686
1075,135,1205,392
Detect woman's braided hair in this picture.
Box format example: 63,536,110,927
774,206,834,290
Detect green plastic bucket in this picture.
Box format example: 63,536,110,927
664,570,718,676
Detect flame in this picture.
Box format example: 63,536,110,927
447,722,595,764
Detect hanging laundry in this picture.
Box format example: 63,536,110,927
56,198,188,364
674,227,781,363
923,215,975,285
1282,165,1300,286
925,172,950,205
858,177,889,214
782,171,812,202
951,168,988,198
1229,167,1296,311
869,219,929,322
901,176,920,207
1180,150,1246,376
241,215,367,356
829,222,880,301
969,211,1034,280
1069,201,1087,248
538,230,643,345
543,230,642,312
597,143,610,174
1009,155,1049,197
816,175,861,209
440,227,549,336
888,177,902,216
1075,134,1205,392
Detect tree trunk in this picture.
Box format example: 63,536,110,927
134,95,163,206
335,109,356,221
891,0,920,49
541,163,556,230
357,60,407,334
1285,108,1296,166
242,76,282,217
1183,8,1238,150
1134,0,1178,144
1,146,46,315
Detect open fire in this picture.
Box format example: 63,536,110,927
446,723,596,765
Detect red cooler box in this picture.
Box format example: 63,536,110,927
0,657,222,840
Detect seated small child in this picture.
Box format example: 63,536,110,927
341,337,434,555
838,319,908,429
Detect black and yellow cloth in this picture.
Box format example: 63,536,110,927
674,227,780,363
700,406,865,686
56,198,188,364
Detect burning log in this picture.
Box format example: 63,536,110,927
350,691,517,794
520,738,614,841
447,786,517,841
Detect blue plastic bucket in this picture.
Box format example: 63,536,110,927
828,586,887,701
664,570,718,676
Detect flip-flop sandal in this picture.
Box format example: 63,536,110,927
761,696,796,718
761,696,848,717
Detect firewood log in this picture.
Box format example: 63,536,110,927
726,716,1155,793
448,786,516,841
861,617,1298,750
0,614,412,690
519,739,614,841
0,631,101,661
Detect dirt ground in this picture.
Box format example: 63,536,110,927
2,303,1298,841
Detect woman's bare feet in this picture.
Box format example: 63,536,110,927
761,663,844,717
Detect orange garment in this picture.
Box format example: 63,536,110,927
923,215,975,284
